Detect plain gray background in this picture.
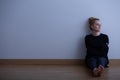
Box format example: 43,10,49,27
0,0,120,59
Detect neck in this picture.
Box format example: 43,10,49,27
92,31,101,36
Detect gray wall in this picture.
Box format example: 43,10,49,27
0,0,120,59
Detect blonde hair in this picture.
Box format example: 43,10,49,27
88,17,100,30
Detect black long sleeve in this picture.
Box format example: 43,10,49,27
85,33,109,66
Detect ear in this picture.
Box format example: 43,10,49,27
91,25,94,29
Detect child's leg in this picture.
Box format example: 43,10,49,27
98,57,107,68
97,57,107,76
87,57,98,70
87,57,99,77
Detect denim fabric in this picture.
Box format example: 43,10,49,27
87,57,107,70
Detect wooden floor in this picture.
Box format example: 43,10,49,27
0,64,120,80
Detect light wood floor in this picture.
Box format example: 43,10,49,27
0,64,120,80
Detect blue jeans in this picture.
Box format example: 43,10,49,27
87,57,107,70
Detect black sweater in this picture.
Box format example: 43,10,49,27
85,33,109,66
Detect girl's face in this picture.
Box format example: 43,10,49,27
91,20,101,32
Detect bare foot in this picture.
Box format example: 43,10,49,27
98,65,104,76
92,68,99,77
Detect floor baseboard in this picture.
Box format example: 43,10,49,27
0,59,84,65
0,59,119,65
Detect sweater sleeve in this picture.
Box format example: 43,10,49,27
101,34,109,56
105,35,109,45
85,35,94,56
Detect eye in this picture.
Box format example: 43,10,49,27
95,23,101,26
